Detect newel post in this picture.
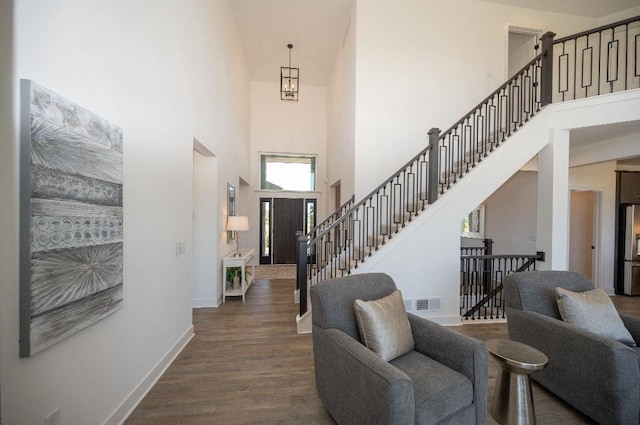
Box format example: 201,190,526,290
483,238,494,255
296,231,308,316
482,238,494,293
540,31,556,107
427,127,441,204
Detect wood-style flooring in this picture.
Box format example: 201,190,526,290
125,278,640,425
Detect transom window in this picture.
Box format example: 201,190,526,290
260,154,316,191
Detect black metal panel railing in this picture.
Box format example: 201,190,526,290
302,148,432,290
461,238,493,256
460,253,543,320
433,40,549,194
296,16,639,319
552,16,640,102
306,195,355,241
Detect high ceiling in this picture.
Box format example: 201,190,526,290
230,0,353,86
477,0,640,18
230,0,638,87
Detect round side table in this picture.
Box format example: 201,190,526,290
486,338,548,425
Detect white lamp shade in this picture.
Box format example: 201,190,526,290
227,215,249,232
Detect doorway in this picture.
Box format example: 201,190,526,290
192,141,218,307
260,197,316,264
508,27,542,77
569,190,597,282
332,180,341,211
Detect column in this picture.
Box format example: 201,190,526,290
537,128,570,270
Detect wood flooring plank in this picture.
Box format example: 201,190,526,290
125,279,639,425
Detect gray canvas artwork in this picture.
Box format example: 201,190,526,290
20,80,123,357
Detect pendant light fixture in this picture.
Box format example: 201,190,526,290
280,43,299,101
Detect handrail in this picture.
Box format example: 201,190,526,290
297,16,640,321
440,49,548,139
554,15,640,44
307,31,557,247
459,254,541,260
306,194,354,238
460,252,544,319
551,15,640,102
308,145,432,246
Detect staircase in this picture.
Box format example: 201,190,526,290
296,17,640,332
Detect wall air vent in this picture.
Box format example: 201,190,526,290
404,297,442,312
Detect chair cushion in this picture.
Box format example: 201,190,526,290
556,287,636,346
391,351,473,424
354,290,414,361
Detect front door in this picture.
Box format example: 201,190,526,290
273,198,304,264
260,197,316,264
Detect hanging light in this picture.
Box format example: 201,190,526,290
280,43,299,101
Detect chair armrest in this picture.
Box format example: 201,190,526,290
312,326,415,425
407,314,488,425
621,314,640,345
408,314,487,381
506,307,640,424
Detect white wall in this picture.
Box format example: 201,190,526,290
2,1,249,424
570,132,640,167
246,81,328,255
485,171,538,255
327,3,357,204
477,132,637,293
597,6,640,25
192,148,219,307
352,0,598,197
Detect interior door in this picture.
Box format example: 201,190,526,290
272,198,304,264
569,190,596,281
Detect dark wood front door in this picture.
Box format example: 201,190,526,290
272,198,304,264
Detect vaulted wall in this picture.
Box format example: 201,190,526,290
1,1,250,423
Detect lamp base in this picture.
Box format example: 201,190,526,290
233,252,242,257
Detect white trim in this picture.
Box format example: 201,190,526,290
569,185,605,291
412,314,464,326
192,298,220,308
296,310,312,334
504,24,544,80
102,325,195,425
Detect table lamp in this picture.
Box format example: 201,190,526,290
227,215,249,257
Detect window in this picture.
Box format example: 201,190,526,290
260,154,316,191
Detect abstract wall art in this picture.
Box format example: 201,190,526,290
20,80,124,357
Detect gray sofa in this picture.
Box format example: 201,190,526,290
504,270,640,425
310,273,487,425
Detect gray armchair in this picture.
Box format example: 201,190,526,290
310,273,487,425
504,270,640,425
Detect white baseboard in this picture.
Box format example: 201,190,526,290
411,313,463,326
192,297,220,308
103,325,194,425
296,309,312,334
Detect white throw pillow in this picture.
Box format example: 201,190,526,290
555,287,636,347
354,290,415,361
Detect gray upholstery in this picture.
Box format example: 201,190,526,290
504,270,640,425
310,273,488,425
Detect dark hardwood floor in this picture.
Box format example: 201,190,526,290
125,279,640,425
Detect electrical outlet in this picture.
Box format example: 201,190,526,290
44,407,60,425
175,240,186,256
